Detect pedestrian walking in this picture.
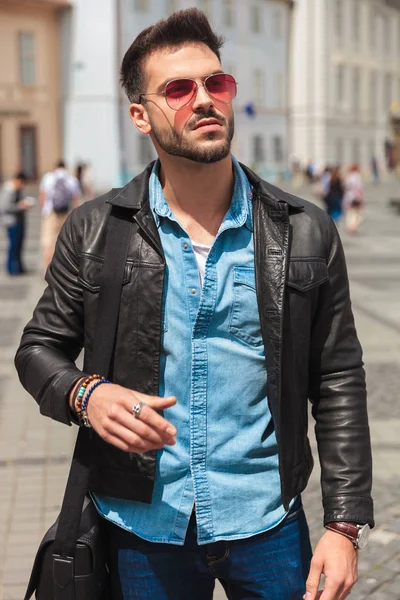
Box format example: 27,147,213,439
324,166,344,223
39,160,80,270
16,8,373,600
0,171,33,275
344,164,364,235
75,162,95,201
371,155,380,184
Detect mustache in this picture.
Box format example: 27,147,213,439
187,109,226,130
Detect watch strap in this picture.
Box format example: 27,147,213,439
325,522,359,545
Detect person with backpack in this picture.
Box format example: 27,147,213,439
40,160,80,270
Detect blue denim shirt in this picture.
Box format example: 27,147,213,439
93,157,290,544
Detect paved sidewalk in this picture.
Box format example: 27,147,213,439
0,183,399,600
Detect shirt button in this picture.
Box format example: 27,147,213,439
190,288,197,295
183,243,189,250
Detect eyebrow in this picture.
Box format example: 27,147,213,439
156,70,225,92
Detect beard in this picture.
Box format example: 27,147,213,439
149,108,235,164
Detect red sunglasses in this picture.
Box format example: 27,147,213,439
139,73,237,111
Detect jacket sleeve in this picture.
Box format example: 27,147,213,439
15,209,90,425
308,218,374,527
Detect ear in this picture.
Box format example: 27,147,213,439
129,103,152,134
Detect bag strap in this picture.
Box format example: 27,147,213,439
51,206,132,596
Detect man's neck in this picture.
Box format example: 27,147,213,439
157,154,234,244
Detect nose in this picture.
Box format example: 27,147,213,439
191,81,214,112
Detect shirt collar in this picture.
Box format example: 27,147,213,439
149,155,253,231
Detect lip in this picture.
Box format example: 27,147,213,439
193,119,223,130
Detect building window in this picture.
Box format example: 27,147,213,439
19,125,37,179
352,139,361,165
138,135,154,165
352,67,361,113
274,72,283,107
370,7,377,51
370,71,377,118
273,8,283,40
134,0,149,10
273,136,284,163
222,0,234,27
253,69,264,105
382,14,391,54
336,64,345,106
250,4,262,34
19,32,35,85
335,0,343,44
253,135,264,163
335,139,344,164
353,0,361,49
398,18,400,58
167,0,179,14
384,73,392,112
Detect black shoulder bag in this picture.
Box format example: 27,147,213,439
24,206,132,599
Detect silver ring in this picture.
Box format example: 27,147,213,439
132,401,145,419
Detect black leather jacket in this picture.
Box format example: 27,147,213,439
15,163,374,527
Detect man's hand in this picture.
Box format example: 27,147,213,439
86,383,177,453
304,530,358,600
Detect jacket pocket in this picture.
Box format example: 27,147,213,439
78,254,132,292
285,258,328,342
229,266,263,347
287,258,328,292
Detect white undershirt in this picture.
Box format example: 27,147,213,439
192,241,211,287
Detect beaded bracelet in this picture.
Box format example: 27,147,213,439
74,374,102,418
80,379,111,428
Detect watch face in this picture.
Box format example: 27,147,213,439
358,524,370,549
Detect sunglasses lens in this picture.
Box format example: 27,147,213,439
165,79,197,109
206,74,237,103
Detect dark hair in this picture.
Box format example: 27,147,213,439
120,8,224,103
330,166,342,184
14,171,27,182
56,160,66,169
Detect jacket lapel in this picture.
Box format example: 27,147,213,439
253,192,290,434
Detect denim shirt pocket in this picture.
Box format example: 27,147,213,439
229,266,263,347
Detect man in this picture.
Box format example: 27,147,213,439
0,171,32,275
39,159,80,270
16,9,373,600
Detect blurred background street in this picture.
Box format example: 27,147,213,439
1,0,400,598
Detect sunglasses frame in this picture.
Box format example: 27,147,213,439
139,72,237,111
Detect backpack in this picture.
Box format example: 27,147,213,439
49,176,73,214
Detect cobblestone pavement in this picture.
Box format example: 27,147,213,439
0,182,399,600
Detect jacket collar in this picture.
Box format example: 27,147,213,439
107,160,304,211
239,163,304,210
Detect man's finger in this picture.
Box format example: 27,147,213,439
132,392,177,410
319,578,345,600
111,414,174,446
129,400,177,436
102,422,171,453
304,558,323,600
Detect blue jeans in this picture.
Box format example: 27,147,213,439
6,222,25,275
106,498,312,599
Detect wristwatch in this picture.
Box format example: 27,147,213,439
325,522,370,549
